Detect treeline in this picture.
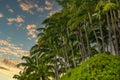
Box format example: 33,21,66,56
13,0,120,80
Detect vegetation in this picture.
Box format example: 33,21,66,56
60,53,120,80
13,0,120,80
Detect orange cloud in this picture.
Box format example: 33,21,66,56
26,24,37,38
45,0,51,6
18,1,44,14
0,40,28,57
0,13,4,18
7,15,24,24
26,24,36,29
44,0,54,10
19,2,33,11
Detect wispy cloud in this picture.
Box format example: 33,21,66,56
45,0,52,6
18,0,44,14
44,0,54,10
7,15,24,25
19,2,33,11
45,6,52,10
7,37,12,42
34,4,44,12
8,9,14,13
6,5,14,13
0,13,4,18
26,24,37,39
0,40,28,57
49,10,60,16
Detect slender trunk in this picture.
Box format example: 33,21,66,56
112,11,119,55
106,12,114,54
60,26,70,69
53,44,59,80
99,9,105,52
58,56,64,75
61,49,67,71
77,24,87,60
67,28,76,68
76,31,85,61
83,20,92,57
113,11,120,55
108,0,118,55
63,45,70,68
54,56,59,80
88,11,101,53
109,9,119,55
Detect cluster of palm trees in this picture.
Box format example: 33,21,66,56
13,0,120,80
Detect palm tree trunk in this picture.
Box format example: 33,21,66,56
76,31,85,61
63,44,70,69
106,12,115,54
87,11,101,53
83,20,92,57
61,49,68,71
98,9,105,52
54,56,59,80
77,24,87,60
66,28,76,68
112,11,119,55
107,0,119,55
53,44,59,80
108,0,119,55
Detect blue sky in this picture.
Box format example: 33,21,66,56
0,0,60,60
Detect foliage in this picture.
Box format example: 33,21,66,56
60,53,120,80
13,0,120,80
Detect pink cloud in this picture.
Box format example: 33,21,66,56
18,1,44,14
26,24,37,38
44,0,54,10
0,40,28,57
7,15,24,24
0,13,4,18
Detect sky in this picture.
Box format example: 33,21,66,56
0,0,60,60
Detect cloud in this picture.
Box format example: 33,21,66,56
7,37,12,42
26,24,37,38
19,2,33,11
44,0,54,10
0,40,28,57
18,1,44,14
48,10,60,17
0,13,4,18
45,0,52,6
45,6,52,10
20,43,24,47
8,9,14,13
6,5,14,13
7,15,24,24
27,37,32,40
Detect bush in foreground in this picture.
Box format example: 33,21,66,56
60,53,120,80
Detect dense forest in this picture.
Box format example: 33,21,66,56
13,0,120,80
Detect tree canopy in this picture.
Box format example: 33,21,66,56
14,0,120,80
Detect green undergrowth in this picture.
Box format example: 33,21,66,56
60,53,120,80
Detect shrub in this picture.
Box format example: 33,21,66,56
60,53,120,80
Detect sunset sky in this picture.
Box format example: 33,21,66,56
0,0,60,60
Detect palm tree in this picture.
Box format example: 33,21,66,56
15,0,120,80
